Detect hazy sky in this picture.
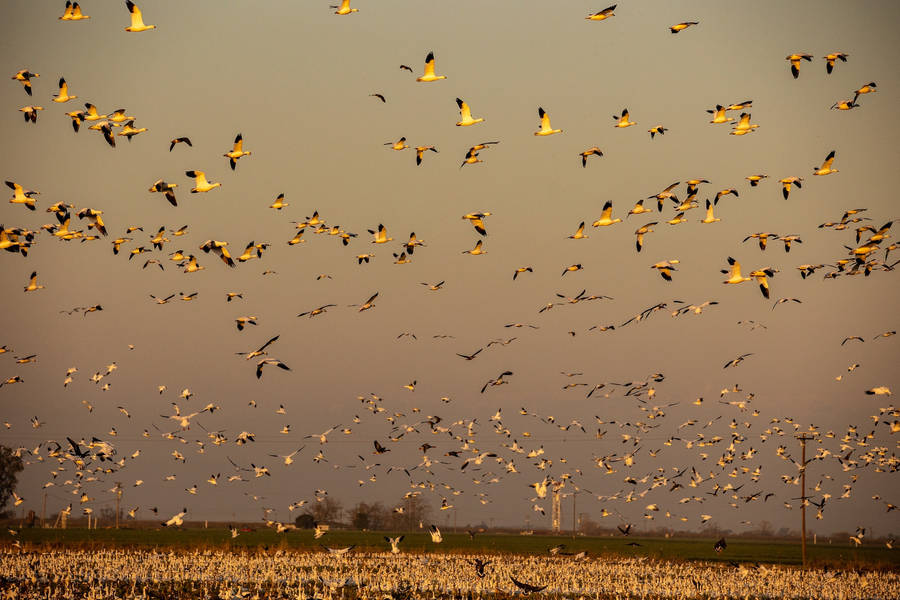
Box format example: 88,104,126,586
1,0,898,536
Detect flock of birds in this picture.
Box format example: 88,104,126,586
2,548,899,600
2,2,899,596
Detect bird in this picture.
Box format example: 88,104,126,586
416,52,446,82
456,349,483,361
562,264,583,276
163,508,187,527
385,535,404,554
185,170,221,193
11,69,38,96
746,174,768,187
613,108,636,128
6,181,38,211
224,133,251,170
723,354,753,369
369,93,385,102
332,0,358,15
648,125,667,139
513,267,533,280
510,577,547,593
730,112,759,135
256,358,290,379
356,292,378,312
592,201,622,227
814,150,838,176
24,271,44,292
580,147,604,167
772,298,802,310
714,538,727,552
855,81,877,96
52,78,77,103
634,222,657,252
456,98,484,126
534,107,562,136
722,257,751,285
586,5,616,21
385,137,408,151
118,121,148,141
628,199,653,217
148,180,178,207
831,97,859,111
199,240,235,267
708,105,734,124
463,240,486,255
124,0,156,32
368,224,393,244
779,177,803,200
568,222,588,240
823,52,848,74
235,316,257,331
481,371,513,393
700,199,720,224
785,53,813,78
670,21,699,33
267,193,289,210
19,106,44,123
415,146,438,166
651,260,679,281
462,212,491,236
169,137,192,152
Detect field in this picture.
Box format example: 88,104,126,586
6,527,898,569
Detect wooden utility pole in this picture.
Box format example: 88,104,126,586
115,482,122,529
41,492,47,528
572,491,577,540
797,434,815,569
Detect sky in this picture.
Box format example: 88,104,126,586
1,0,898,537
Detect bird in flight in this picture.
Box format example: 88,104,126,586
256,358,290,379
456,98,484,126
332,0,358,15
224,134,251,170
580,147,603,167
670,21,699,34
124,0,156,32
534,107,562,136
613,108,636,128
786,53,813,78
416,52,446,82
586,5,616,21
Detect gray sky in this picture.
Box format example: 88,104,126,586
1,0,898,536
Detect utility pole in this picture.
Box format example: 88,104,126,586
797,434,815,569
41,492,47,528
572,491,576,540
114,482,122,529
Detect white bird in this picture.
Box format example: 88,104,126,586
416,52,446,82
586,5,616,20
52,78,77,103
124,0,156,32
332,0,358,15
534,107,562,136
814,150,838,176
429,525,443,543
456,98,484,126
185,170,221,193
163,508,187,527
385,535,404,553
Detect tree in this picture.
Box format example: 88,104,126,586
0,445,24,518
350,501,389,530
311,497,343,525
